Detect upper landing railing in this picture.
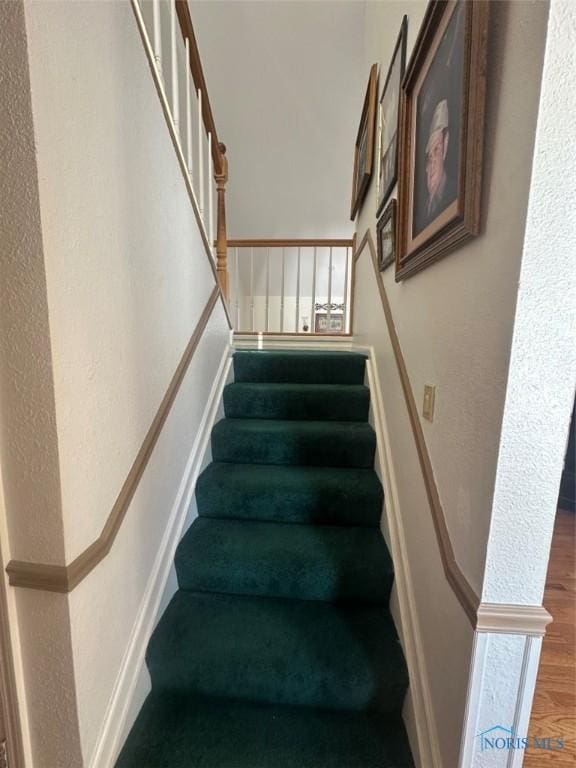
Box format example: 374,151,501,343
133,0,229,297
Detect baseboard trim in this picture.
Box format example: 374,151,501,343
364,348,442,768
88,342,232,768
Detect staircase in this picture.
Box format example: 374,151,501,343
117,350,413,768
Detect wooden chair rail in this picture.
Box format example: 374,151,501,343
354,230,479,626
5,288,220,593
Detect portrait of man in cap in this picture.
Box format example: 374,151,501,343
412,1,464,238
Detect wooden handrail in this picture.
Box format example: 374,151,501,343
175,0,224,175
227,239,354,248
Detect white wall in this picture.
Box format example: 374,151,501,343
0,1,230,764
353,1,551,765
190,0,366,239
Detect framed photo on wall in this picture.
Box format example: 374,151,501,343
396,0,489,280
376,16,407,216
350,64,378,220
377,199,397,271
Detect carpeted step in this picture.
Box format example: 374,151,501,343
147,591,408,712
116,693,414,768
233,350,367,385
175,517,393,603
211,419,376,468
223,382,370,421
196,463,383,526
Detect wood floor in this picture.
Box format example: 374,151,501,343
524,509,575,767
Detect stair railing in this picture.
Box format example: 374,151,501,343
133,0,229,298
228,239,354,335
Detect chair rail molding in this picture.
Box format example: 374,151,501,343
6,287,221,593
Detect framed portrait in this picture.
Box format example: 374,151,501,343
396,0,489,280
377,199,397,271
314,313,344,333
350,64,378,220
376,16,407,216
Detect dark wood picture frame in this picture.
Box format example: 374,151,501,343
376,16,407,216
314,313,344,333
396,0,489,281
377,199,397,271
350,64,378,220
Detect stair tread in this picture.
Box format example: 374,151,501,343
196,462,383,526
176,517,393,603
211,418,376,468
224,382,370,421
233,350,367,384
116,693,414,768
147,591,408,712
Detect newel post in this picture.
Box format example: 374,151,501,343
214,143,229,300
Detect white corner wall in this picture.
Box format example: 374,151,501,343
1,1,230,765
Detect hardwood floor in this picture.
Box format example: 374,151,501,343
524,509,575,767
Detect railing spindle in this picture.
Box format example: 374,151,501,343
311,246,317,335
235,247,240,329
327,246,333,331
152,0,163,80
295,247,301,333
198,89,204,216
185,37,193,177
208,132,214,253
265,248,270,332
280,247,285,332
250,246,255,332
343,247,350,333
170,0,179,134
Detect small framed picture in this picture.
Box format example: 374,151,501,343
377,199,397,271
314,313,344,333
396,0,489,280
350,64,378,220
376,16,407,216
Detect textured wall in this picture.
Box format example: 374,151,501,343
482,0,576,606
1,0,230,764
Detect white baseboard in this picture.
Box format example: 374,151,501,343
362,345,442,768
89,342,232,768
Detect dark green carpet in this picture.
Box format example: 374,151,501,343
196,463,383,526
176,518,394,602
224,383,370,421
116,695,413,768
117,351,412,767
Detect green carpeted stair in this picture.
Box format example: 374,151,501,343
117,350,413,768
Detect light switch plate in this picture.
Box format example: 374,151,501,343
423,385,436,422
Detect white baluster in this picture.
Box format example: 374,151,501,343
310,246,317,335
170,0,179,134
250,247,255,332
280,248,285,332
198,89,204,216
153,0,163,80
208,132,214,252
327,246,333,331
295,247,301,333
265,248,270,332
185,38,193,178
343,247,350,333
235,247,240,330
